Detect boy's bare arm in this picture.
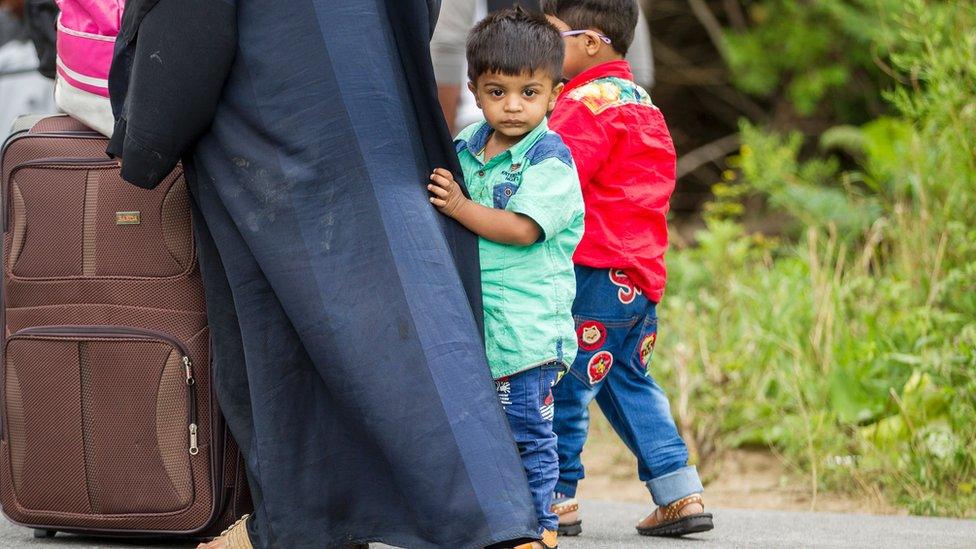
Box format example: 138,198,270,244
428,168,541,246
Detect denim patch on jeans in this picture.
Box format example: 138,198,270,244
496,364,561,533
552,266,703,506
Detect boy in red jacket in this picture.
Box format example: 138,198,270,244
542,0,714,538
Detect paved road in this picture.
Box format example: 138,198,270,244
2,501,974,548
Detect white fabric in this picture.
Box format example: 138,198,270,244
54,74,114,136
55,57,109,87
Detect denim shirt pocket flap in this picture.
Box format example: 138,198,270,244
492,182,520,209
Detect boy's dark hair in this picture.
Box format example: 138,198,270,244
540,0,638,56
466,6,564,84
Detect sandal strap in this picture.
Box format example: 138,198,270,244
552,499,579,514
513,530,558,549
218,514,253,549
659,494,704,523
219,514,250,537
541,529,558,548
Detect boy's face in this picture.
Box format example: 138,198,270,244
468,70,563,141
545,15,606,81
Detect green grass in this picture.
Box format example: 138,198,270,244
653,0,976,517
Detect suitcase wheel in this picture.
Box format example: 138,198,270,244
33,529,57,538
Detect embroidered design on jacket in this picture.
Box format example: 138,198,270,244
566,76,655,115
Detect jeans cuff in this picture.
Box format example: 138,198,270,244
554,480,578,499
645,465,703,506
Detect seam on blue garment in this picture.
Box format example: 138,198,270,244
465,122,493,156
210,55,285,549
602,368,653,473
525,132,574,168
319,1,530,542
567,352,594,387
572,313,641,329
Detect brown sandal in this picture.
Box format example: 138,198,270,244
197,514,253,549
636,494,713,537
551,497,581,537
513,529,558,549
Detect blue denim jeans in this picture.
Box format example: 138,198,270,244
496,365,561,533
552,266,703,506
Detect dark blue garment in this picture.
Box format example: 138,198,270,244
552,266,703,505
494,365,561,534
177,0,535,547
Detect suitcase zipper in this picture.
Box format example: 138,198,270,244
10,325,200,455
13,157,119,168
1,129,105,161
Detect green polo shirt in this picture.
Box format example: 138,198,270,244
454,119,585,379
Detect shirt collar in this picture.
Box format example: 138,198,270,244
463,118,550,166
560,60,634,98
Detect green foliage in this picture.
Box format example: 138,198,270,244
724,0,900,118
661,0,976,516
736,122,881,235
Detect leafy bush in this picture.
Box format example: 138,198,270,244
659,0,976,516
723,0,898,119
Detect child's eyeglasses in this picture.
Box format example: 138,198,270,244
559,30,612,44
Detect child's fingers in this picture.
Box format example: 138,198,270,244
429,173,455,189
429,196,448,208
432,167,453,179
427,183,449,198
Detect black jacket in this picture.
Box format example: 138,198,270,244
106,0,444,190
106,0,236,188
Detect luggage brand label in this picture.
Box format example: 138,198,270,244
116,211,141,225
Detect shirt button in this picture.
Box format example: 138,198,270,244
478,170,485,177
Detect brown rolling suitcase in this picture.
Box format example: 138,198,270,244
0,115,251,539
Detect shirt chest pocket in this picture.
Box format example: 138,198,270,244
492,182,520,209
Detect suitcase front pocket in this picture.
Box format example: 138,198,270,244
3,326,199,515
6,159,193,280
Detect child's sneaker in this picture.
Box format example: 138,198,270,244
551,494,581,537
513,529,558,549
635,493,713,537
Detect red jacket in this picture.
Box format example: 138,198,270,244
549,60,676,302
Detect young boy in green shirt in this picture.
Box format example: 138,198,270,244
427,7,585,549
